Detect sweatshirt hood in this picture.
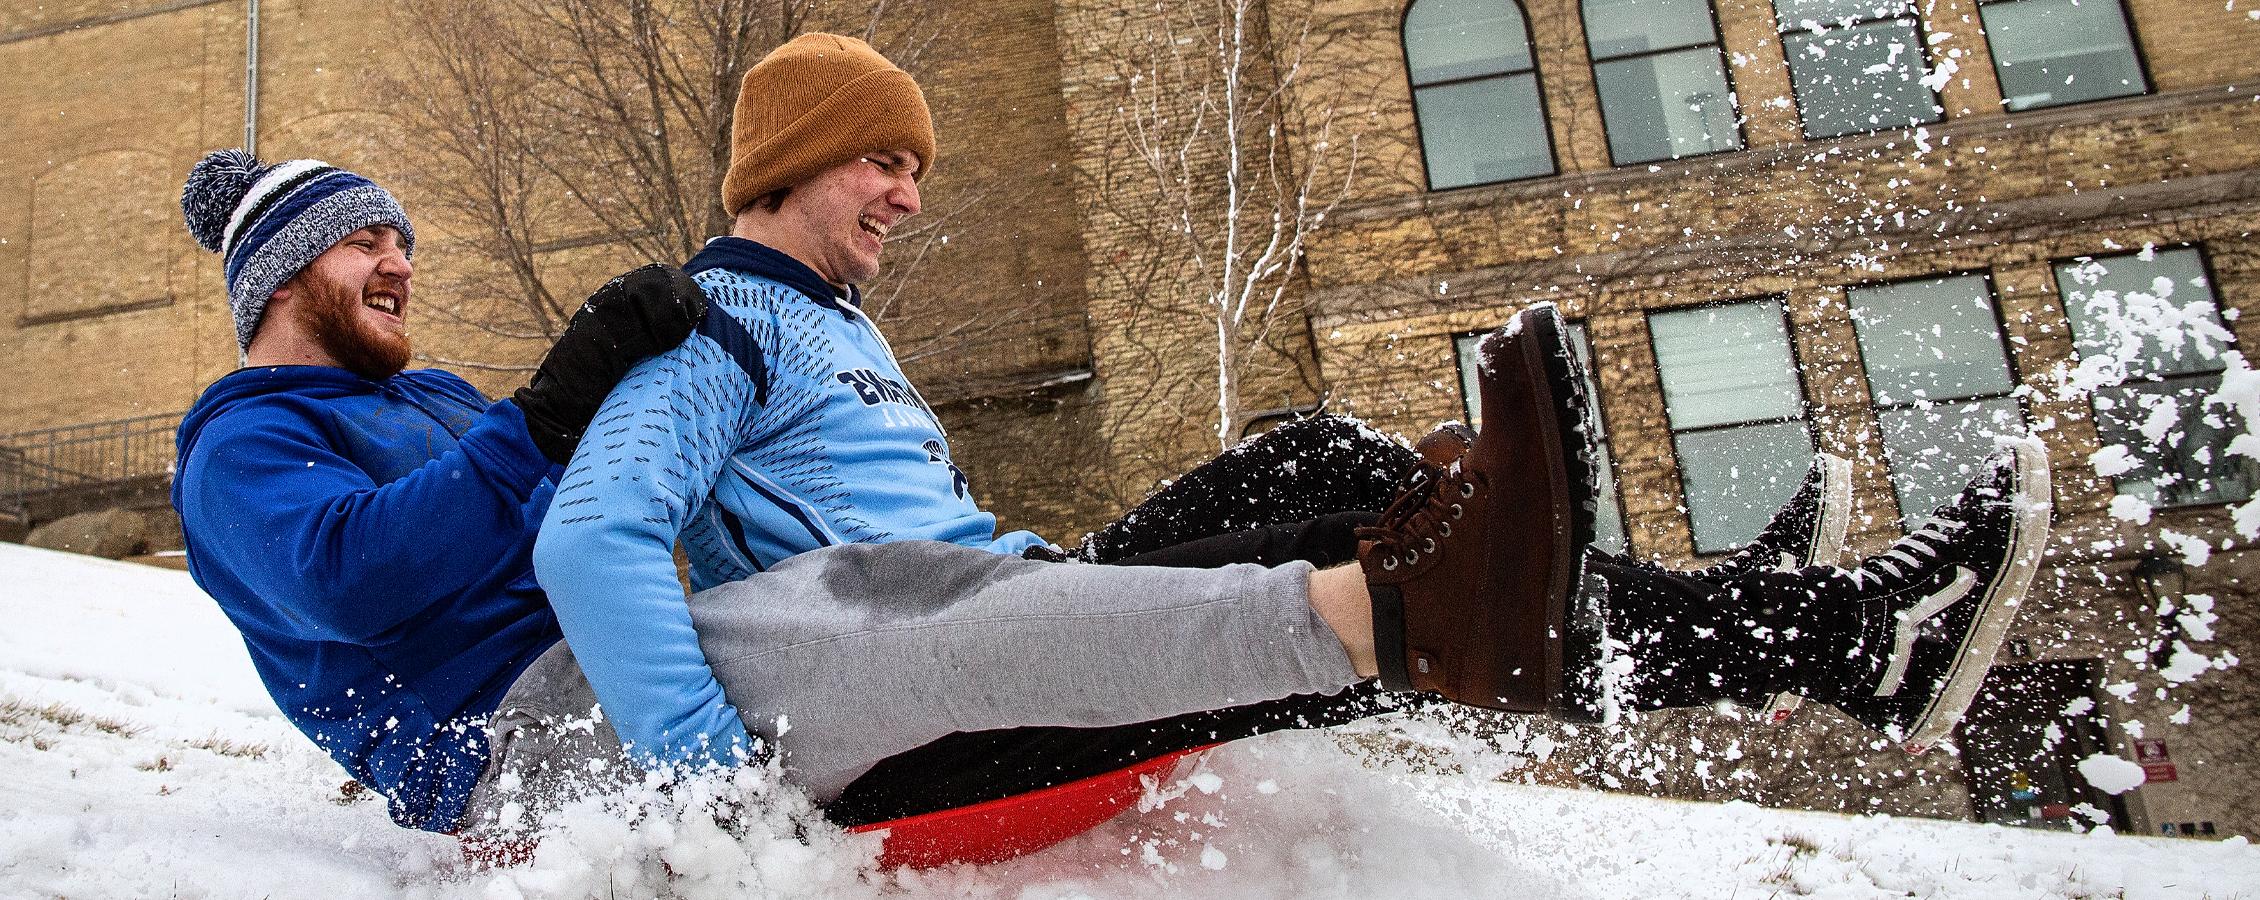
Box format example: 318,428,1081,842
684,236,861,314
176,365,388,468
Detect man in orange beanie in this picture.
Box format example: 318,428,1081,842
531,32,1599,818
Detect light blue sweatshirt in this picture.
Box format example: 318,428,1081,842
531,238,1045,767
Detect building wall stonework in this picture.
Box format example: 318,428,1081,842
1,0,1104,543
1265,0,2260,835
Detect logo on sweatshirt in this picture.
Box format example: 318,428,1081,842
836,369,935,416
836,367,942,431
925,439,971,500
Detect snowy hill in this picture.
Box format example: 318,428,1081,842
2,541,2255,899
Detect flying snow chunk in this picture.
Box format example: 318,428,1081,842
2160,646,2217,684
2077,753,2146,795
2090,445,2140,478
2159,529,2213,566
2108,494,2154,525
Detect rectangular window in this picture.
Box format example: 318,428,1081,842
1593,48,1742,164
1414,75,1556,188
1584,0,1743,165
2055,247,2255,507
1458,323,1626,552
1775,0,1941,139
1649,300,1815,553
1848,274,2027,521
1978,0,2147,111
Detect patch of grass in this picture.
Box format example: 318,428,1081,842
0,696,144,744
183,736,269,759
1775,832,1822,856
1758,833,1824,894
135,755,174,772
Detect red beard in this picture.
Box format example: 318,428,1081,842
294,278,411,380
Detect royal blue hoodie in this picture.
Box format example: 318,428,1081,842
172,365,562,832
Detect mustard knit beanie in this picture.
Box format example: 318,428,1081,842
722,33,936,217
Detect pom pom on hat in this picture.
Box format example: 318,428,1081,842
182,149,267,253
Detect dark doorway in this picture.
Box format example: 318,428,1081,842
1958,660,2132,831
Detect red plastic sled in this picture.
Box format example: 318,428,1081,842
851,746,1207,869
459,746,1207,871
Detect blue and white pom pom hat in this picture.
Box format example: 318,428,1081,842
180,149,415,352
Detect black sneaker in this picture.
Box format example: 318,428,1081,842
1820,437,2051,752
1694,452,1851,724
1696,453,1853,580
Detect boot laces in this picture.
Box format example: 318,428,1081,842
1358,461,1475,570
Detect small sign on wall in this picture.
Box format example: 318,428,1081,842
2134,739,2179,783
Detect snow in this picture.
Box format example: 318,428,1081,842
5,541,2260,898
2075,753,2147,796
2090,443,2140,478
2109,493,2155,524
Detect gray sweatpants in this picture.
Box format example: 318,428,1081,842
465,540,1355,830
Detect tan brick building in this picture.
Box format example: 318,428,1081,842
5,0,2256,838
1187,0,2260,838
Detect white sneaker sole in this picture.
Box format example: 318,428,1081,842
1899,435,2052,753
1807,453,1853,569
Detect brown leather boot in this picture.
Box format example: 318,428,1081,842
1359,305,1603,718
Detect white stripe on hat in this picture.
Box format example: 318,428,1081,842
221,159,331,256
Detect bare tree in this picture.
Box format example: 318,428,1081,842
382,0,983,373
1081,0,1358,466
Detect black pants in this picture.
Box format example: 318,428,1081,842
823,416,1750,826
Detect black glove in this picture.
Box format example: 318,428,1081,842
514,263,707,465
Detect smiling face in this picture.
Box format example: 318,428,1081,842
270,226,414,379
769,151,922,287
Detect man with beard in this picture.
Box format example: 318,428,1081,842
169,150,710,830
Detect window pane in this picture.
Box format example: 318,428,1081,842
1774,0,1913,27
2094,377,2260,507
1458,333,1485,427
1584,0,1718,58
2056,248,2229,380
1849,275,2016,405
1406,0,1533,84
1980,0,2145,111
1595,48,1742,164
1415,74,1555,189
1783,20,1941,139
1651,301,1803,430
1676,420,1816,553
1879,397,2025,521
1568,323,1628,553
1457,326,1626,552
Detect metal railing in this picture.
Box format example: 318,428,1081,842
0,413,181,523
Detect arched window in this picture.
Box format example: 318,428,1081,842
1976,0,2148,111
1775,0,1942,139
1404,0,1556,190
1583,0,1742,165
